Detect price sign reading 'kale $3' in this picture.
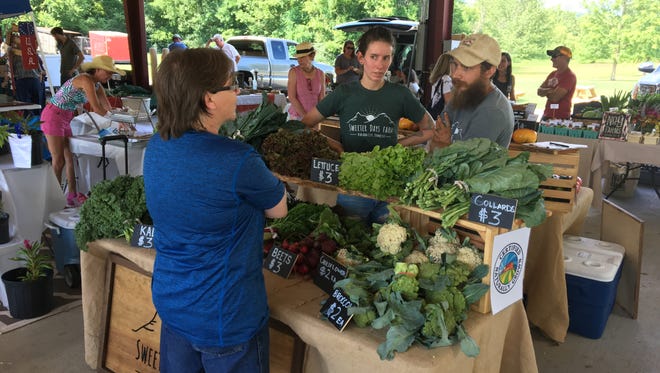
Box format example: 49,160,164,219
468,193,518,229
310,158,341,185
130,224,155,249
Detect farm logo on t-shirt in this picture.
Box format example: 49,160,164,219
346,112,396,140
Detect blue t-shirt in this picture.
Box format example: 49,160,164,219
143,131,284,347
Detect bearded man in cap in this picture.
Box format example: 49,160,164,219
430,33,514,150
538,46,576,120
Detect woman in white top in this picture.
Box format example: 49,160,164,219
427,53,453,120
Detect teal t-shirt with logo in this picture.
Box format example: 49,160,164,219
317,81,426,153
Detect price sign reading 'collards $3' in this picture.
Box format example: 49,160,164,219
310,158,341,185
468,193,518,229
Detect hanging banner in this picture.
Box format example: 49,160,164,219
18,22,39,70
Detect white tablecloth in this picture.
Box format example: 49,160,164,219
0,155,66,241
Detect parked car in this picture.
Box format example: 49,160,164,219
632,62,660,98
226,36,336,93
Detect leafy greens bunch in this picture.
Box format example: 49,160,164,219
261,128,339,179
339,144,426,200
75,175,151,251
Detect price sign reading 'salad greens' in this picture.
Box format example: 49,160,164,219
310,158,341,185
468,193,518,229
320,288,354,331
130,224,155,249
263,246,297,279
313,254,348,295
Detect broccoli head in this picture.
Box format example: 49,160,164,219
389,274,419,301
417,262,441,281
352,308,377,328
423,287,466,335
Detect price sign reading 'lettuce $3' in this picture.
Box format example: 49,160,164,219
310,158,341,185
468,193,518,229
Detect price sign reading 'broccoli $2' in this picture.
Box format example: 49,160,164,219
320,288,354,331
263,246,297,278
130,224,155,249
310,158,341,185
313,254,348,295
468,193,518,229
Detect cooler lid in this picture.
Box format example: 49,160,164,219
49,207,81,229
563,235,625,282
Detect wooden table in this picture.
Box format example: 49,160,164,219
80,239,538,372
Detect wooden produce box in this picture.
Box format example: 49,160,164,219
394,205,520,314
508,143,580,213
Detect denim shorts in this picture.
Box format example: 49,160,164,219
336,194,389,225
159,322,270,373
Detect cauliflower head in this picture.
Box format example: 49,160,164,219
335,248,365,267
456,246,483,271
404,250,429,264
426,228,460,263
376,223,408,255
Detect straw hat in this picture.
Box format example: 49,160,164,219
294,42,315,58
81,55,126,76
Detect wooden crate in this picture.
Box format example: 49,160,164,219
394,205,518,314
508,143,580,213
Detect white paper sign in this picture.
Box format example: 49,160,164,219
490,227,531,314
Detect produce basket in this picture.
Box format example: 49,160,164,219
508,144,579,212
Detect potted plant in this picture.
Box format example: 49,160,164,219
0,111,44,167
0,191,10,244
0,239,54,319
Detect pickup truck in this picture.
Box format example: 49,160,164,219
226,36,335,93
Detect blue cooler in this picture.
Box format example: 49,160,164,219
563,235,624,339
45,207,81,288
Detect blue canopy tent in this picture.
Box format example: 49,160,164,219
0,0,32,19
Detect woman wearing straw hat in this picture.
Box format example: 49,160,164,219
287,42,326,120
40,55,125,207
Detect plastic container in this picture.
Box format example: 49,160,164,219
121,96,151,122
563,235,625,339
45,208,81,288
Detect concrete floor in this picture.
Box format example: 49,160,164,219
0,183,657,372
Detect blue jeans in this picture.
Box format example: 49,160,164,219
160,322,270,373
336,194,389,225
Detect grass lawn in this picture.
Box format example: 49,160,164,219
513,60,644,108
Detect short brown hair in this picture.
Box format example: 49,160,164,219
154,48,233,140
50,27,64,36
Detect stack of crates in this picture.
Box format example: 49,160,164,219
563,235,625,339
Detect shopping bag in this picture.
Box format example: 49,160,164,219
8,134,32,168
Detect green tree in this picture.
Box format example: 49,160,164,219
31,0,126,34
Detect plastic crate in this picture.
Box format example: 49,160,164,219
582,129,599,139
567,128,583,138
563,235,624,339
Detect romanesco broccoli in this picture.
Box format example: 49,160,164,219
390,274,419,300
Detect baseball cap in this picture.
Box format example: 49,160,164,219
447,33,501,67
172,34,182,40
547,46,572,58
212,34,223,41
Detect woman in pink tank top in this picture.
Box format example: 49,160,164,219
287,42,326,121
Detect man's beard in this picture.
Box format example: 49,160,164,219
451,77,491,110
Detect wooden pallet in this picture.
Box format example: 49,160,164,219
508,143,580,212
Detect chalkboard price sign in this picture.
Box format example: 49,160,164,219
320,288,354,331
130,224,155,249
599,112,630,141
467,193,518,229
310,158,341,185
263,246,298,278
313,254,348,295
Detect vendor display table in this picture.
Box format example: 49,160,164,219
537,133,599,187
0,155,66,241
524,187,593,342
0,100,41,113
591,140,660,207
80,239,538,372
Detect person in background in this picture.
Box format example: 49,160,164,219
143,48,287,373
430,33,514,151
334,40,360,86
40,55,124,207
50,27,84,84
427,53,453,120
5,26,42,114
205,34,240,71
537,46,576,120
493,52,516,101
287,42,325,120
302,26,434,224
167,34,187,51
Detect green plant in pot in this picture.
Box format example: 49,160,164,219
0,111,44,166
0,239,54,319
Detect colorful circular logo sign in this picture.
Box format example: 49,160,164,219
492,243,524,294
